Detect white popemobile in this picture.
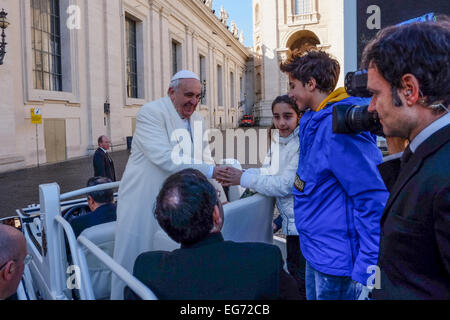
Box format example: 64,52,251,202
2,171,286,300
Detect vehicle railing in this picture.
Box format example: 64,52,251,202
54,215,95,300
18,265,38,300
33,182,156,300
77,236,158,300
60,182,120,201
55,214,157,300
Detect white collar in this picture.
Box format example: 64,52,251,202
409,112,450,152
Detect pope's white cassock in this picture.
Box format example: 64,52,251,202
110,94,222,299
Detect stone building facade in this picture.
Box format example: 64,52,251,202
0,0,250,172
252,0,357,125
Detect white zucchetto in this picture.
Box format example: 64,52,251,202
171,70,200,82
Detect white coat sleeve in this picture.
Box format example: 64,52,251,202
133,106,211,176
240,148,299,197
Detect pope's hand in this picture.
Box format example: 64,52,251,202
216,167,243,187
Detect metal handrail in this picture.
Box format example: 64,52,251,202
77,236,158,300
54,215,95,300
60,182,120,200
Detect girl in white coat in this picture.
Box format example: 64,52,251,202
217,95,306,298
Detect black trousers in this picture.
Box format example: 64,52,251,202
286,235,307,299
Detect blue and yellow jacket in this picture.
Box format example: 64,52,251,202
293,88,389,285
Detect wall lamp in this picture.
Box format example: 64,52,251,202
0,9,9,65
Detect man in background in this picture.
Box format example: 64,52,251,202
93,135,116,181
69,176,117,238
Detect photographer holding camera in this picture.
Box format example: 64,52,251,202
280,49,389,300
362,18,450,299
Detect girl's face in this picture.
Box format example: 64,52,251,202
272,103,299,137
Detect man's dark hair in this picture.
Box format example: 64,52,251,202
154,169,217,245
280,48,340,94
86,176,114,204
361,17,450,111
98,135,105,145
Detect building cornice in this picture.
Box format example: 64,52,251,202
169,0,250,58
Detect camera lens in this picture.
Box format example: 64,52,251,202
345,70,372,98
332,105,384,135
346,105,383,135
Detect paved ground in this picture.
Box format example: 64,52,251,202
0,150,130,218
0,127,269,218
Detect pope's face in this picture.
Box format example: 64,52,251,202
169,79,202,119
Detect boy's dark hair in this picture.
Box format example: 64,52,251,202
154,169,217,245
361,17,450,111
86,176,114,204
280,48,340,94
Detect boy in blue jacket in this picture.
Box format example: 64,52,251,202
280,49,388,300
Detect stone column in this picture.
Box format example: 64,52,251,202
159,6,171,97
185,25,192,71
312,0,318,13
287,0,293,23
224,56,229,128
150,1,162,99
208,43,215,128
277,49,289,95
0,0,25,172
103,0,125,149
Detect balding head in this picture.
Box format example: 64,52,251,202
0,224,27,299
0,224,25,264
98,135,111,151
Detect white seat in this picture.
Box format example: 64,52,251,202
79,222,116,300
222,194,275,244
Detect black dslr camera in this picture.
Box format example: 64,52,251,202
332,70,383,136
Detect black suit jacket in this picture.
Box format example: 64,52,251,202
70,203,117,238
377,157,402,193
125,233,300,300
373,124,450,300
93,148,116,181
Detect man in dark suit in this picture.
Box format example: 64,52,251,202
93,135,116,181
70,176,117,238
125,169,300,300
362,17,450,299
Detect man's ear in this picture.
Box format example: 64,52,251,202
168,87,176,100
212,205,223,232
401,74,421,106
307,78,317,91
2,261,15,281
87,196,96,211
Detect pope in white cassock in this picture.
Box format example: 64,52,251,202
111,71,224,299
